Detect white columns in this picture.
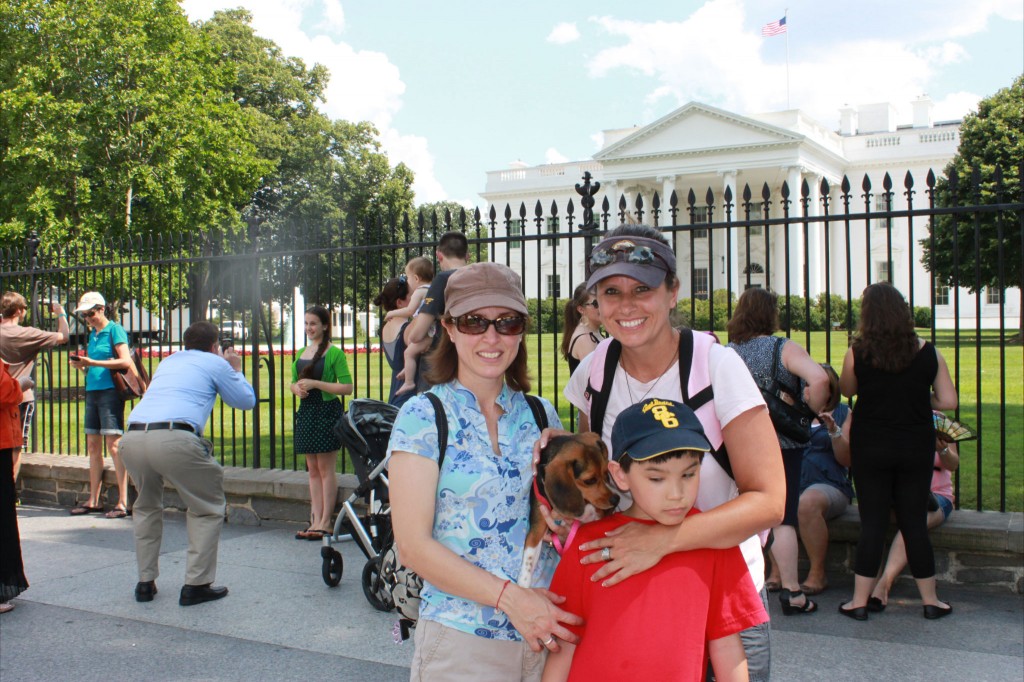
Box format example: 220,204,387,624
719,170,740,295
783,166,805,297
806,173,822,297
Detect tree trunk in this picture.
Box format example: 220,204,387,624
125,182,133,230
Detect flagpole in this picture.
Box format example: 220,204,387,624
785,9,790,108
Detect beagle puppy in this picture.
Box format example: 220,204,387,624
517,432,620,587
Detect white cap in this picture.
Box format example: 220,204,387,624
74,291,106,314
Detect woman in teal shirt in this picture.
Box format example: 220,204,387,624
290,306,353,539
68,292,133,518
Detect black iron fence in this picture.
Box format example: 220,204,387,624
1,167,1020,512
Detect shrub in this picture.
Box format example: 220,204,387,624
913,306,932,329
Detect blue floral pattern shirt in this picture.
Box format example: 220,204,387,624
386,380,563,640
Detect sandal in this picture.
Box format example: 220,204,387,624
779,589,818,615
800,582,827,596
305,529,330,541
765,580,781,593
105,507,128,519
0,603,13,614
70,504,105,516
295,528,314,540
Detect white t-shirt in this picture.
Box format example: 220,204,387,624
564,341,769,590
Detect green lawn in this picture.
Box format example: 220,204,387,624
30,329,1022,512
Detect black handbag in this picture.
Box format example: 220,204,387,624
756,337,816,444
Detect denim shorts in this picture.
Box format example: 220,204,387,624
84,388,125,436
934,493,954,521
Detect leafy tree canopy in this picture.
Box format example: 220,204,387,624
923,74,1022,300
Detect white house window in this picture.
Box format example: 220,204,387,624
547,216,560,246
876,261,891,283
935,284,950,306
693,268,709,300
987,288,1002,305
874,195,890,231
547,274,561,299
690,206,709,239
508,219,523,249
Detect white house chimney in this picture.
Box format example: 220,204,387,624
912,95,934,128
839,105,858,136
857,103,897,133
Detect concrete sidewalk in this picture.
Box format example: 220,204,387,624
2,505,1021,682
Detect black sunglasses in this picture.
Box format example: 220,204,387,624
83,306,103,319
453,314,527,336
583,300,599,309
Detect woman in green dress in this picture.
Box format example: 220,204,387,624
290,306,353,540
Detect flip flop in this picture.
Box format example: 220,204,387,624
70,505,105,516
105,507,128,519
765,581,782,593
305,529,330,541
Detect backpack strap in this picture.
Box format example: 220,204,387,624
424,392,449,469
524,394,549,432
677,329,732,478
585,338,621,435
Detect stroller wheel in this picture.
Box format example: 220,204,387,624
322,548,344,587
362,556,395,612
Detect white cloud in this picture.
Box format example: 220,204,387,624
545,148,569,164
932,91,981,121
590,131,606,149
180,0,448,201
583,0,1009,128
547,22,580,44
322,0,345,31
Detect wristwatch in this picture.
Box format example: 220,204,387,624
828,427,843,439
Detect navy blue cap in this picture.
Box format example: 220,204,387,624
611,398,712,463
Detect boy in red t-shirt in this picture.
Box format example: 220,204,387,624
543,398,768,682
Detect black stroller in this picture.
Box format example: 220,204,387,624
321,398,398,612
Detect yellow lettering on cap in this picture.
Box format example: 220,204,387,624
641,399,673,413
650,404,679,428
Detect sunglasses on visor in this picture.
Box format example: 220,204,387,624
589,241,658,269
453,314,527,336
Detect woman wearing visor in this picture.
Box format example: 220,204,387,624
388,263,577,681
563,224,784,681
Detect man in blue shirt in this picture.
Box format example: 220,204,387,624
119,321,256,606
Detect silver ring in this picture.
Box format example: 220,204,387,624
601,547,612,562
544,636,555,646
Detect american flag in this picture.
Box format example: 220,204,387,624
762,16,787,37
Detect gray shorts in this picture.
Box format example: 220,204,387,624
802,483,850,520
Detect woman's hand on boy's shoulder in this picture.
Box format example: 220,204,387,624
578,521,674,587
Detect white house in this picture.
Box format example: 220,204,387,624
479,99,1018,330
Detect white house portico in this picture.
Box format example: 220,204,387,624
479,99,1018,330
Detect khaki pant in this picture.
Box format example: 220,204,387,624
410,618,546,682
119,430,224,585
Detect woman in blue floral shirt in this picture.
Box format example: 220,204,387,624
388,263,581,682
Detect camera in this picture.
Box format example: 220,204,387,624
219,334,234,351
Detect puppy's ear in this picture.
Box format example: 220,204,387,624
547,457,587,517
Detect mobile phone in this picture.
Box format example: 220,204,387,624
69,353,82,361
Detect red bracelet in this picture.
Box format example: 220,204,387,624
496,579,511,610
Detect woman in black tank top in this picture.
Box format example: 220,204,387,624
838,283,958,621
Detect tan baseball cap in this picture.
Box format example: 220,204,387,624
445,263,528,318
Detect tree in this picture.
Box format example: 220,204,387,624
0,0,266,247
922,75,1023,341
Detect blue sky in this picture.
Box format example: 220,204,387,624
181,1,1023,207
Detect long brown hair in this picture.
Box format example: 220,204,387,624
851,282,919,373
726,288,779,343
299,306,332,379
560,283,590,361
424,317,532,392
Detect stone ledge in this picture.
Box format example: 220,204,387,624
828,506,1024,554
17,453,1023,592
